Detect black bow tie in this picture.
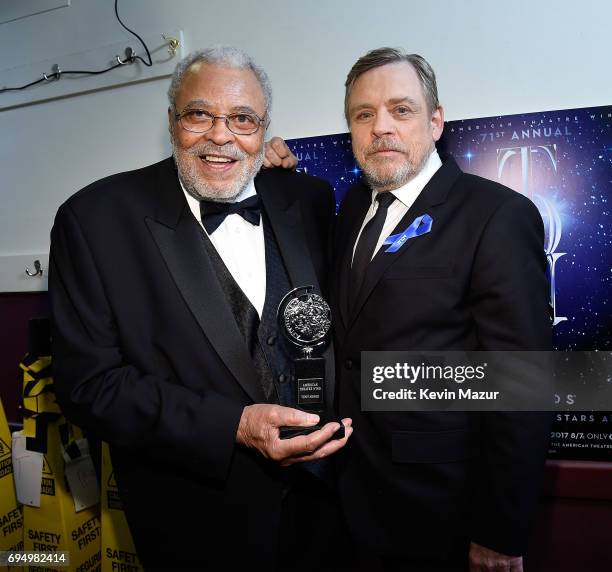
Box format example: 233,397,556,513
199,195,261,234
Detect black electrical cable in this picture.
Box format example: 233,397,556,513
113,0,152,67
0,0,153,94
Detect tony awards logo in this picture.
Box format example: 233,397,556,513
497,144,567,326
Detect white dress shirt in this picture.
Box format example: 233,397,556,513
352,150,443,264
180,179,267,317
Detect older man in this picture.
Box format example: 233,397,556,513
49,46,351,570
269,48,552,572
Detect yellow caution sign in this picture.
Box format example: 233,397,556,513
0,399,24,572
22,423,101,572
18,354,102,572
101,442,143,572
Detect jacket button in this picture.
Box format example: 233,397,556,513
344,359,353,369
278,374,287,384
267,335,277,345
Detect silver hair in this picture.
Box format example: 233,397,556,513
167,45,272,114
345,47,439,122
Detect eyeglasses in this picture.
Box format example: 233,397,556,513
174,108,267,135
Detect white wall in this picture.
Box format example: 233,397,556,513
0,0,610,290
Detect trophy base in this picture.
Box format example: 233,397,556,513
280,411,345,440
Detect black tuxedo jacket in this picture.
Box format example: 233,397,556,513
333,157,552,561
49,158,335,567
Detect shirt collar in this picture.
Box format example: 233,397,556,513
372,149,442,206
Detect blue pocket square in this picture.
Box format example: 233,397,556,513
383,214,433,253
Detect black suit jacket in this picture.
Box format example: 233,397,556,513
333,157,552,560
49,158,335,568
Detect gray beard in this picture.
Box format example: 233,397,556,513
172,142,264,203
362,143,433,192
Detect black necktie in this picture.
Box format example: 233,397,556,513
199,195,261,234
349,191,396,311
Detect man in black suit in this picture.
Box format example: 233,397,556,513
331,48,552,572
49,46,351,570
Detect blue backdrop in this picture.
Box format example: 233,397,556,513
287,104,612,460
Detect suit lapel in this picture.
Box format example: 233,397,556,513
347,157,462,329
337,182,372,329
255,171,322,293
145,159,266,403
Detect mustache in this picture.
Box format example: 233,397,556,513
365,137,406,156
185,142,247,160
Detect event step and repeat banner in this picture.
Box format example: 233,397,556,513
287,104,611,461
